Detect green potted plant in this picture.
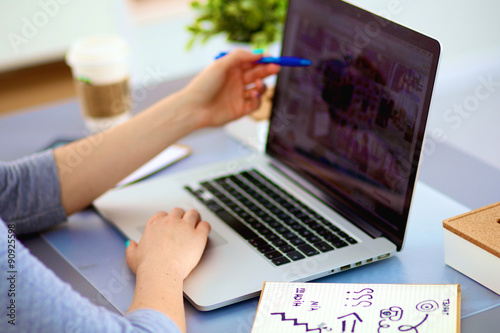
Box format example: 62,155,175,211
186,0,288,50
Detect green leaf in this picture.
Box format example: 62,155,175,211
186,0,288,49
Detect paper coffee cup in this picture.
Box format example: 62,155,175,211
66,35,132,132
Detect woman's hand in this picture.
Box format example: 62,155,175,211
125,208,210,332
181,49,280,129
126,208,211,280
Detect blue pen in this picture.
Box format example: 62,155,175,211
215,52,312,67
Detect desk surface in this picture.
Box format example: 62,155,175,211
1,76,500,332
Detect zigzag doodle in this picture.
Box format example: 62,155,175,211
270,312,323,332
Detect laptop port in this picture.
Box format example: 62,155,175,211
378,253,390,260
366,258,374,263
340,265,351,271
355,261,362,267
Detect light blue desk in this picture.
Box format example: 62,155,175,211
1,75,499,332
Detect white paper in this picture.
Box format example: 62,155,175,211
252,282,459,333
116,144,190,187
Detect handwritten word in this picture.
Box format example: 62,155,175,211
293,287,306,307
442,299,450,315
310,301,321,311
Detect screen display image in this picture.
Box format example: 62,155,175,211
267,0,440,248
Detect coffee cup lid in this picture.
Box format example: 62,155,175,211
66,35,130,67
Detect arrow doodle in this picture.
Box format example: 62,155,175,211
271,312,323,332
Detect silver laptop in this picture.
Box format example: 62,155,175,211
94,0,440,311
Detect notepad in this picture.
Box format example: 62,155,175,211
252,282,460,333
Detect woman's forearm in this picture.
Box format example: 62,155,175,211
53,90,199,216
127,263,186,332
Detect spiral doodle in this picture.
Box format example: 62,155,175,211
415,300,439,312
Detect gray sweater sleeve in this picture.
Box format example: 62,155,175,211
0,151,181,332
0,150,67,234
0,221,181,333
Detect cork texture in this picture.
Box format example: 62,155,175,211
443,201,500,258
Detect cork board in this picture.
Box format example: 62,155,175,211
443,201,500,258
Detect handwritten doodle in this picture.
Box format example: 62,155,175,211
380,307,403,321
345,288,374,308
353,294,373,301
317,322,333,332
352,301,372,307
337,312,363,332
415,300,439,312
353,288,374,294
398,314,429,332
270,312,322,332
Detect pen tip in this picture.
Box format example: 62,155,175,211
301,59,312,66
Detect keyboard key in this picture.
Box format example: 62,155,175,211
264,233,280,242
314,241,334,252
251,221,265,230
272,238,287,247
297,244,319,257
287,251,305,261
275,226,289,234
257,244,275,253
205,200,224,213
345,237,358,244
315,226,327,234
279,244,295,253
213,210,258,240
338,231,350,238
290,238,306,246
297,229,312,237
305,235,321,243
271,256,291,266
265,251,283,260
249,237,267,248
259,227,272,236
290,223,304,232
332,240,349,249
283,232,298,240
268,221,281,229
329,224,341,232
323,233,342,243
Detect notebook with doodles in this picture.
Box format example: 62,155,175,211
94,0,440,311
252,282,460,332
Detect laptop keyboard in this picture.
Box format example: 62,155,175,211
184,169,357,266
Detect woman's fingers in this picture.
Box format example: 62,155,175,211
169,207,185,219
196,220,211,236
183,209,201,225
243,63,280,85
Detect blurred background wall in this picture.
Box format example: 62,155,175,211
1,0,500,168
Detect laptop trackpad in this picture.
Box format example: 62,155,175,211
206,230,228,249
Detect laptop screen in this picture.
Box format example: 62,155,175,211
266,0,440,250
